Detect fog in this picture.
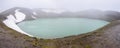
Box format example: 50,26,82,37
0,0,120,12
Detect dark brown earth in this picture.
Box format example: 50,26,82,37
0,19,120,48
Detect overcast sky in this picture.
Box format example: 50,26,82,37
0,0,120,12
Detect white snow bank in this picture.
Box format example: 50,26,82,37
15,9,26,23
3,10,33,37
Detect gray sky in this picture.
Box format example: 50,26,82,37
0,0,120,12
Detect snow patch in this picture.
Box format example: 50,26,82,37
15,9,26,22
3,14,33,37
41,9,65,14
32,16,37,19
33,12,37,15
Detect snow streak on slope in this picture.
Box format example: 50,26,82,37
3,9,33,37
41,9,65,14
33,12,37,15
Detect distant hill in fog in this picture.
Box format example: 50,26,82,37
0,7,120,22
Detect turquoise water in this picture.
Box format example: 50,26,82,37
17,18,109,39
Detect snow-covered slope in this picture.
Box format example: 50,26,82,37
2,9,33,36
14,9,26,23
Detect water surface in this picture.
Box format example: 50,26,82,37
18,18,109,39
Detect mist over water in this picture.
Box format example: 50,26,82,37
17,18,109,39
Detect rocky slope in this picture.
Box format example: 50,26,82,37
0,20,42,48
